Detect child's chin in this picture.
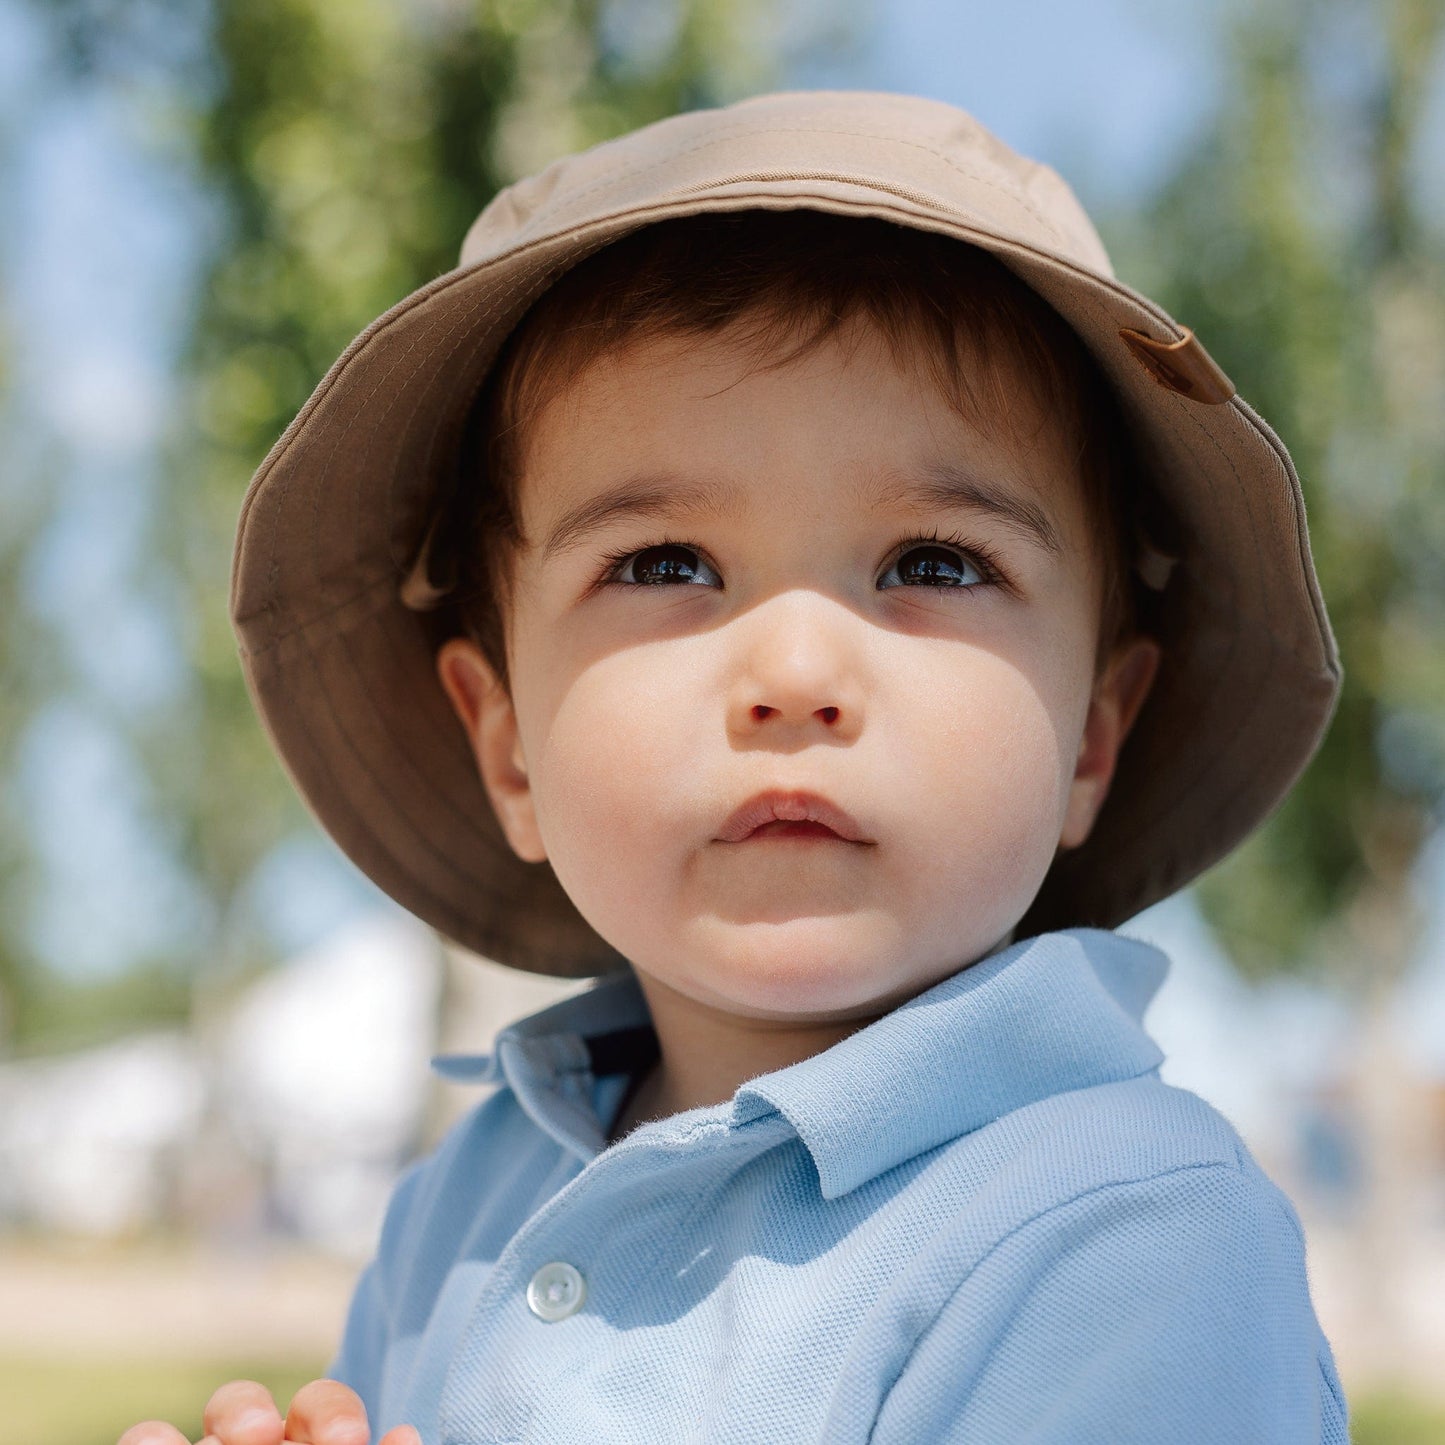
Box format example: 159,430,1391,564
686,930,911,1017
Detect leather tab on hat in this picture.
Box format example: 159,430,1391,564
398,507,457,611
1118,325,1235,404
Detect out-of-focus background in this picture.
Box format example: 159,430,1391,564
0,0,1442,1440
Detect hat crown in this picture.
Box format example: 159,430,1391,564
459,89,1115,281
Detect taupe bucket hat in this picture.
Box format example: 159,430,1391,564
230,88,1341,978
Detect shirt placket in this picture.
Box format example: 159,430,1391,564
435,1100,790,1445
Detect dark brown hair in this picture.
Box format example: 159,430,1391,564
436,209,1151,692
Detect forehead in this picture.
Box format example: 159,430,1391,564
515,315,1092,556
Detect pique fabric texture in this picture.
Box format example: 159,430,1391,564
329,929,1348,1444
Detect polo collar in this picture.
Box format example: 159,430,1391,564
430,965,654,1161
432,928,1168,1199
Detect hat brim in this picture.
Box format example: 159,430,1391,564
231,183,1339,977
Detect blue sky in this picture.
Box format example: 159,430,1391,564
808,0,1226,213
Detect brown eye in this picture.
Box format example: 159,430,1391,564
615,543,720,587
880,543,986,589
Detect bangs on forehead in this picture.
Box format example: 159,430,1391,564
440,210,1145,693
493,212,1087,497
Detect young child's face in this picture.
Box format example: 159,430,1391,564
439,313,1157,1023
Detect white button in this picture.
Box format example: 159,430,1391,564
526,1261,586,1321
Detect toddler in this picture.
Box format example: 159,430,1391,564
122,90,1347,1444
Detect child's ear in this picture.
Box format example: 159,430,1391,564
435,638,548,864
1058,634,1161,851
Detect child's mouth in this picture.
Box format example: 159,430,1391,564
746,820,843,839
717,789,871,844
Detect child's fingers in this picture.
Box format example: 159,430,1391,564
282,1379,371,1445
200,1380,285,1445
116,1424,193,1445
378,1429,422,1445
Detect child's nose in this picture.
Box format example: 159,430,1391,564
727,599,865,737
734,694,855,747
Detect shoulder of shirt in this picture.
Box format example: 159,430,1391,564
874,1078,1337,1420
916,1069,1309,1262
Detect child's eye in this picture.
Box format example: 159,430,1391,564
878,538,996,590
603,542,722,587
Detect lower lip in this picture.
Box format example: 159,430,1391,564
744,821,846,840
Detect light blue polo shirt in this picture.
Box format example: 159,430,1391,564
329,927,1348,1443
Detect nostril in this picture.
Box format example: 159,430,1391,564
749,704,840,722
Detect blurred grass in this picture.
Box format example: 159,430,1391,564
1350,1385,1445,1444
2,1356,326,1445
5,1355,1445,1443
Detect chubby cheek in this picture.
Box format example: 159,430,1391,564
888,648,1075,952
519,647,708,941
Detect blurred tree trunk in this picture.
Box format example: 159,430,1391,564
0,53,69,1046
0,429,60,1048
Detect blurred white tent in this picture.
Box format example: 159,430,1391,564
0,1030,204,1234
0,905,451,1254
216,906,445,1255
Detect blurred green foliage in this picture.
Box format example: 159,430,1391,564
1351,1385,1445,1444
1109,0,1445,988
4,961,192,1057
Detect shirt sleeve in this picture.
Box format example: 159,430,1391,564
870,1161,1347,1445
324,1156,432,1427
326,1258,386,1404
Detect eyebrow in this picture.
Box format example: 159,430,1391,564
538,459,1063,562
865,462,1064,555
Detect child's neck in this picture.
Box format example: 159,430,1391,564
611,968,890,1138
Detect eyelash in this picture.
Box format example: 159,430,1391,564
593,527,1010,593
